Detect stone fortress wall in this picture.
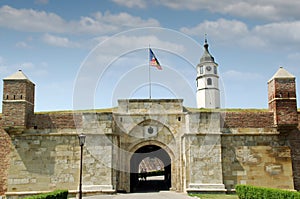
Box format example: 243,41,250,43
0,66,299,196
0,104,299,195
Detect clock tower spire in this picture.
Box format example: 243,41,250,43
196,37,220,108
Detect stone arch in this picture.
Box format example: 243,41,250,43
117,119,179,193
129,140,175,160
129,140,174,192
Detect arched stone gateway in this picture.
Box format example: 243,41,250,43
130,144,172,192
115,106,180,193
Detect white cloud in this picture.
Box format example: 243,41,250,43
94,11,158,28
157,0,217,11
180,18,300,50
181,18,249,42
112,0,146,8
253,21,300,45
0,56,48,79
222,2,278,21
114,0,300,21
18,62,49,77
0,5,160,35
0,5,67,33
16,41,31,48
42,33,79,48
179,0,300,21
94,35,185,55
180,18,260,48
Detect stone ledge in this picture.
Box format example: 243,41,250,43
117,99,184,114
83,185,114,192
186,183,226,193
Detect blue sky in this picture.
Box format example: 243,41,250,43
0,0,300,111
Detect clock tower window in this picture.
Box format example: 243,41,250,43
207,78,212,86
200,66,203,74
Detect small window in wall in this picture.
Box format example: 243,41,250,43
13,95,16,100
6,95,8,99
20,95,23,99
207,78,212,85
200,66,203,74
214,66,217,74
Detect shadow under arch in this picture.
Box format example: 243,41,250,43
129,141,174,193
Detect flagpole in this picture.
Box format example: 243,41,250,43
148,45,151,99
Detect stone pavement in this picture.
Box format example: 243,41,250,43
83,191,195,199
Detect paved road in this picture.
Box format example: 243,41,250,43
77,176,195,199
83,191,195,199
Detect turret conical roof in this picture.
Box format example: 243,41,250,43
4,70,34,83
200,39,215,63
269,67,295,82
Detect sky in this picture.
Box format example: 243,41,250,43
0,0,300,112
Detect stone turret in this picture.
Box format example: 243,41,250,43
268,67,298,129
2,70,35,132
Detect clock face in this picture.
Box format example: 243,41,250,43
206,66,212,71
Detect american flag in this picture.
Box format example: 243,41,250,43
149,48,162,70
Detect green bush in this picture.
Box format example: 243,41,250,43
23,190,68,199
147,170,165,177
236,185,300,199
138,170,164,178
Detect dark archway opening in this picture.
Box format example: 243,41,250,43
130,145,171,192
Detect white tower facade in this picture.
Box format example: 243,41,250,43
196,39,220,108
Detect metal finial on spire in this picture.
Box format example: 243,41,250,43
204,34,209,51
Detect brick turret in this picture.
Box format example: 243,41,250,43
268,67,298,129
2,70,35,132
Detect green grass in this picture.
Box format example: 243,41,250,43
35,108,115,114
185,107,269,113
35,107,270,114
189,193,238,199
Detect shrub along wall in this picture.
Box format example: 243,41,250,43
236,185,300,199
23,190,68,199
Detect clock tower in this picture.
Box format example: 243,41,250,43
196,38,220,108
